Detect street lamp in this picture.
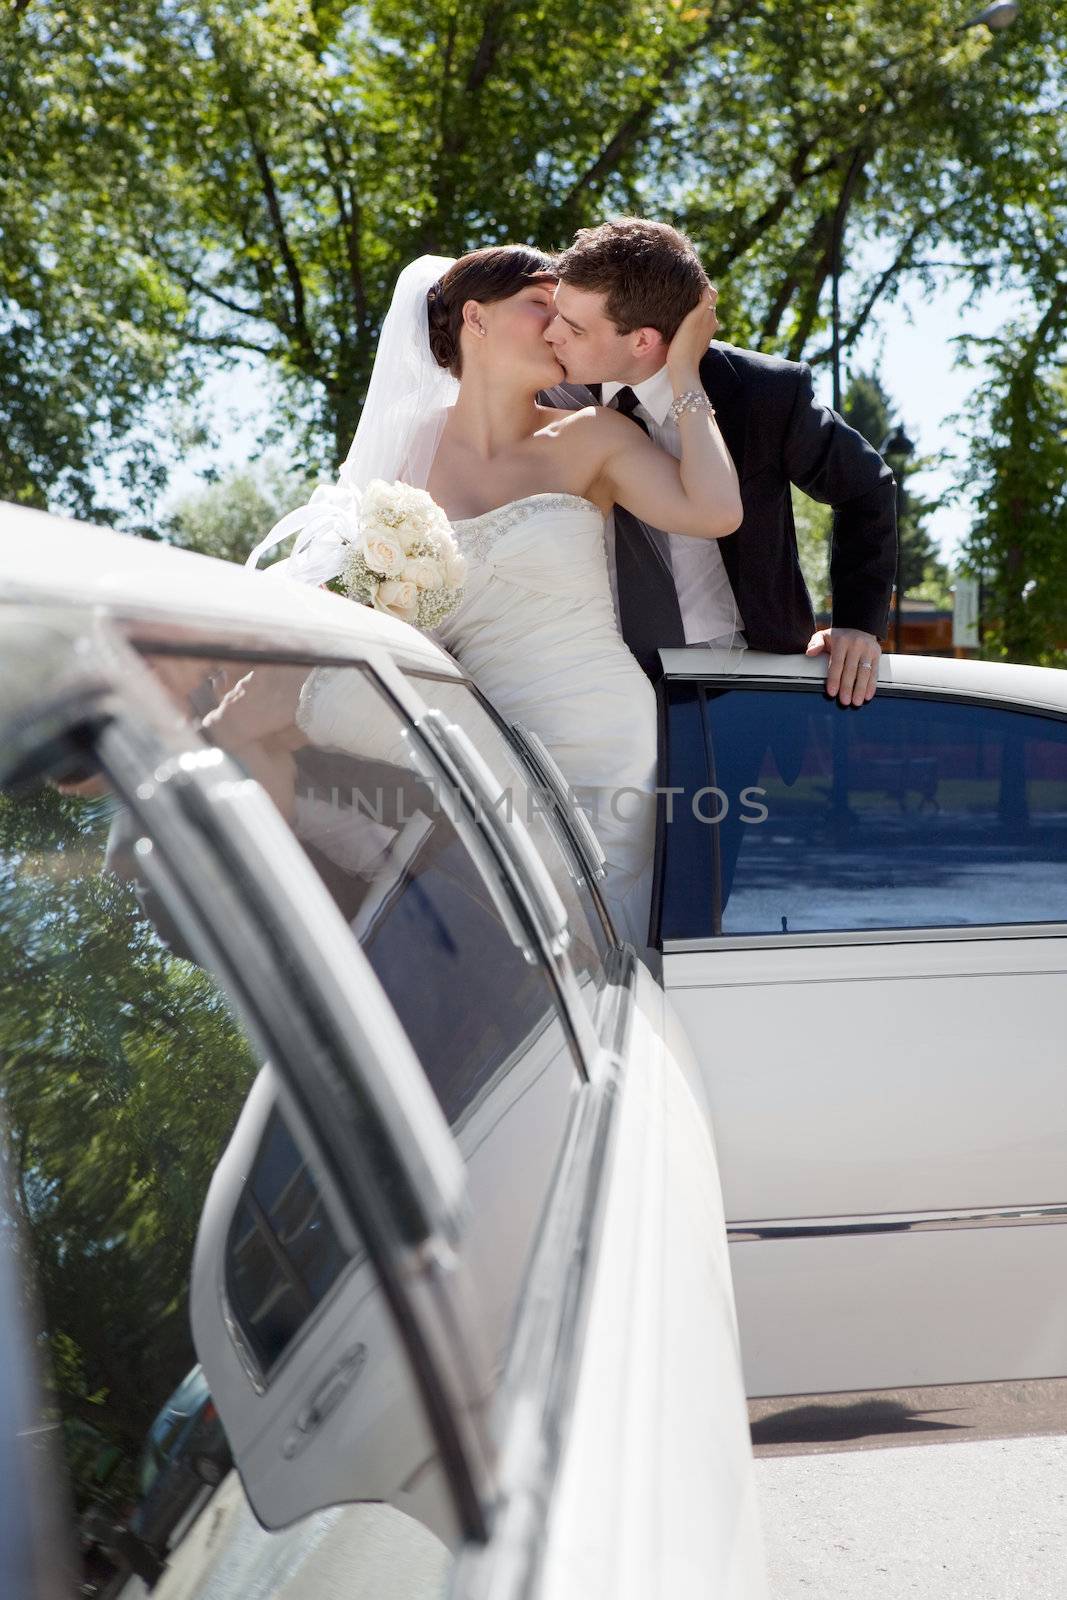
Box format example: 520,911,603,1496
960,1,1020,31
881,425,916,653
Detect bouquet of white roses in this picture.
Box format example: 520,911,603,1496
339,479,467,629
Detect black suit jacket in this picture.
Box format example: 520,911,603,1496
550,345,898,658
698,342,897,652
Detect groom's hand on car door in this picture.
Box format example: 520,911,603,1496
805,627,882,706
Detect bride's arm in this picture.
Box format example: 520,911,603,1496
588,292,743,540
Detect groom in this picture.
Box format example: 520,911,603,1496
542,217,897,706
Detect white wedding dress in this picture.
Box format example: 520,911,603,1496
433,492,658,949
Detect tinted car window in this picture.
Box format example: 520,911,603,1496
660,684,1067,938
404,671,614,1005
1,742,450,1592
136,652,582,1378
228,1112,350,1372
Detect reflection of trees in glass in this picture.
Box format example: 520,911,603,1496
0,786,257,1506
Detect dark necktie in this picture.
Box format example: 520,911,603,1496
609,387,686,679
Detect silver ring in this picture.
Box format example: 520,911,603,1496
860,658,873,669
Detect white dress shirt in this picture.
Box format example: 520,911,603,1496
603,365,745,648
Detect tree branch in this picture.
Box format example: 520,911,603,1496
145,243,263,321
318,123,367,327
703,148,839,277
242,110,318,370
466,1,513,93
807,201,961,367
550,5,743,227
786,143,870,361
183,332,276,356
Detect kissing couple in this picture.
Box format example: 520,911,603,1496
253,216,897,951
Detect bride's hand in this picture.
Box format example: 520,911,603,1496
666,287,720,378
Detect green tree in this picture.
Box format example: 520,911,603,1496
0,7,196,515
4,0,1065,498
0,785,257,1497
165,458,312,564
961,288,1067,666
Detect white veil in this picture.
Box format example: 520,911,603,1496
245,254,458,581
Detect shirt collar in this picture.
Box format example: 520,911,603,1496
601,363,676,427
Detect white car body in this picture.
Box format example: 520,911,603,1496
656,644,1067,1397
0,506,768,1600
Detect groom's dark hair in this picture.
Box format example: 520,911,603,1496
556,217,709,342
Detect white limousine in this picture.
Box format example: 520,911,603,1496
2,507,1065,1596
1,508,765,1600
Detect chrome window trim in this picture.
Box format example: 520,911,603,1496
664,921,1067,955
365,660,603,1068
511,722,608,882
123,613,464,679
99,723,493,1538
729,1201,1067,1242
415,706,571,959
661,670,1067,727
403,669,618,953
452,947,638,1599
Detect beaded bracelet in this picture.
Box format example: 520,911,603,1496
668,389,716,422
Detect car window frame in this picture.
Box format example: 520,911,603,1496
2,621,495,1541
656,674,1067,953
409,670,617,929
2,596,652,1600
402,666,619,995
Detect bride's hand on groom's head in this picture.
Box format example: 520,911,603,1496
666,287,720,377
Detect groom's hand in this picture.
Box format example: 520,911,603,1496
805,627,881,705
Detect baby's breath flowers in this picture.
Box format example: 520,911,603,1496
326,479,466,628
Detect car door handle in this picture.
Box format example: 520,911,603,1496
282,1345,367,1459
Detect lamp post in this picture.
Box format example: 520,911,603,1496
959,1,1019,31
881,424,916,653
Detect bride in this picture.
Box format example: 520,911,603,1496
250,246,741,951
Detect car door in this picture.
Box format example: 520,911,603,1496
655,649,1067,1397
1,576,767,1600
125,628,765,1596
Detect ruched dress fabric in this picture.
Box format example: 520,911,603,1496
433,493,658,949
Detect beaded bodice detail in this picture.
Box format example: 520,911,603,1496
450,492,601,565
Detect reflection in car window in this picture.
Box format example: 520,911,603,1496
0,780,257,1586
228,1111,350,1372
2,754,451,1594
136,652,581,1379
661,685,1067,938
403,671,614,1008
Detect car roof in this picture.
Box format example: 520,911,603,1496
0,502,458,673
660,644,1067,715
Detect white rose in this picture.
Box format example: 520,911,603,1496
402,556,446,589
374,578,419,622
444,550,467,588
360,526,405,575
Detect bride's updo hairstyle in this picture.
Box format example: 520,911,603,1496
427,245,557,377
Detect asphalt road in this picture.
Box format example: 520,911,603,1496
752,1379,1067,1599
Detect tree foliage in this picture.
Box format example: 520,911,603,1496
165,457,310,563
0,785,257,1499
2,0,1065,639
961,292,1067,665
